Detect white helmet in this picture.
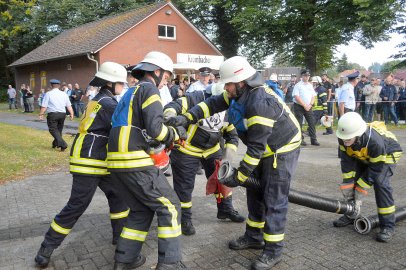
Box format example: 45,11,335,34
218,56,257,84
336,112,367,140
131,51,173,79
211,83,225,96
311,76,322,84
89,61,127,86
321,115,333,127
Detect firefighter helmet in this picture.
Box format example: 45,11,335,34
131,51,173,79
321,115,333,127
218,56,256,84
311,76,322,84
89,62,127,86
211,83,225,96
336,112,367,140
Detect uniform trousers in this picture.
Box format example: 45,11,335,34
170,149,231,221
245,148,300,257
353,162,396,230
111,168,182,264
47,112,68,149
293,103,317,141
42,174,128,248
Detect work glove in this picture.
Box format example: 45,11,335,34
163,110,177,121
221,147,235,165
174,126,187,141
339,182,355,202
218,167,242,188
165,115,190,128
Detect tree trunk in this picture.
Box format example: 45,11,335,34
213,4,239,58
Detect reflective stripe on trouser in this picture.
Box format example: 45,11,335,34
170,148,222,221
43,174,128,248
111,169,182,264
245,148,300,257
353,162,396,230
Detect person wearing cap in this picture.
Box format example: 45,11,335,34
338,71,358,117
355,74,369,115
186,66,212,93
167,56,301,270
311,76,333,135
35,62,129,268
292,69,320,146
333,112,402,243
39,79,74,151
106,51,188,270
164,82,244,236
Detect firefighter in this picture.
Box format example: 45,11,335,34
167,56,301,270
107,51,188,270
35,62,130,268
311,76,333,135
333,112,402,243
164,82,244,236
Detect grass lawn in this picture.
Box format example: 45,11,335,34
0,122,74,184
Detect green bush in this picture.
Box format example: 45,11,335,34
0,88,8,102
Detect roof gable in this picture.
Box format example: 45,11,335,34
9,2,167,67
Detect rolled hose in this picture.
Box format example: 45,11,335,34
218,161,358,216
354,207,406,235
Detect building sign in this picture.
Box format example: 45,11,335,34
41,71,47,89
30,72,35,89
175,53,224,70
278,74,295,81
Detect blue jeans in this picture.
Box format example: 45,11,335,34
383,103,398,125
8,98,17,109
72,102,84,117
363,103,376,123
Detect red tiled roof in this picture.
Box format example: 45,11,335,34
9,2,167,67
393,69,406,80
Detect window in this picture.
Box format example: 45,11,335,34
158,24,176,39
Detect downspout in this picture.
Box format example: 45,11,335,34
87,53,99,72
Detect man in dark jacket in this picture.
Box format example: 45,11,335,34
380,76,399,126
35,62,129,268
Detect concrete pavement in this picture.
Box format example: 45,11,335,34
1,112,406,270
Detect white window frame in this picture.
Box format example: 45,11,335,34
158,24,176,40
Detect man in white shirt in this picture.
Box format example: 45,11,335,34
338,71,358,117
39,79,74,151
186,67,211,93
7,85,17,110
292,69,319,146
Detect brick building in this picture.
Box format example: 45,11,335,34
9,1,223,96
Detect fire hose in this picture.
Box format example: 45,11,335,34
218,161,359,217
354,207,406,235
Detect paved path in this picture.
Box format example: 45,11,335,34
1,112,406,270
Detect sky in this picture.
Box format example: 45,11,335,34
335,33,404,69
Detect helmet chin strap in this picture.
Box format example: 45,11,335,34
151,69,164,88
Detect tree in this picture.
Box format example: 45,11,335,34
0,0,36,85
173,0,240,58
381,60,402,72
336,54,350,72
229,0,401,72
368,62,382,72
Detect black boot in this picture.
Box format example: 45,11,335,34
229,235,265,250
311,139,320,146
155,261,188,270
181,220,196,236
113,255,146,270
34,244,54,268
251,253,282,270
333,215,354,227
376,228,394,243
217,196,245,223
